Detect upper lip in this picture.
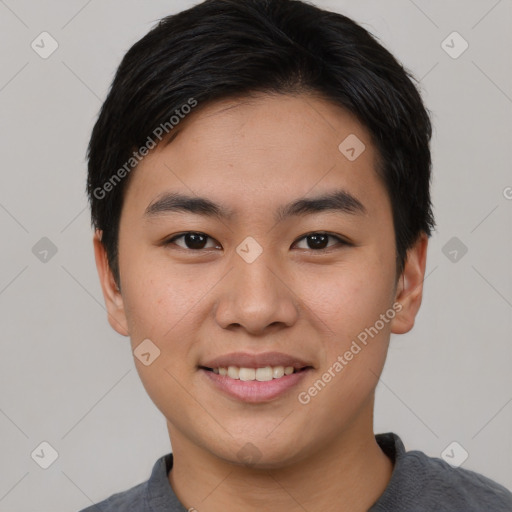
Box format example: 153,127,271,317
201,352,312,370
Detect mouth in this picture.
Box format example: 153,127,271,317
199,365,311,381
198,352,314,403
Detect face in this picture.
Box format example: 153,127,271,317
94,93,427,468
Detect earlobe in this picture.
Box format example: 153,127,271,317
390,233,429,335
93,230,130,337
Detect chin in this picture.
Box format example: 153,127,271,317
210,434,310,470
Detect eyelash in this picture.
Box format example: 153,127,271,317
163,231,351,252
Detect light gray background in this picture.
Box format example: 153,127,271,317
0,0,511,510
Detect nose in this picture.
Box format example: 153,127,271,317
213,249,299,336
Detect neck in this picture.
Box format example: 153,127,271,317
167,401,393,512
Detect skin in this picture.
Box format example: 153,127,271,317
94,92,428,512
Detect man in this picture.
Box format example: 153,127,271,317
83,0,512,510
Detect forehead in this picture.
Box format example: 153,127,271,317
121,93,390,224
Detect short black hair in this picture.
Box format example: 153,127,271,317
87,0,435,288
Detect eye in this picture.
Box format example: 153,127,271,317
164,232,221,250
293,232,349,251
163,231,350,252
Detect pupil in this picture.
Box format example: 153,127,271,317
308,234,328,249
186,233,206,249
182,233,329,250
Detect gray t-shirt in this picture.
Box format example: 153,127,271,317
79,432,512,511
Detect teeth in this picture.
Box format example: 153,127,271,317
239,368,256,381
213,365,297,381
273,366,285,379
227,366,239,379
256,367,273,381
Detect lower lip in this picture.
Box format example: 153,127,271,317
200,368,312,403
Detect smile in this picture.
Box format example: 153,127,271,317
205,365,302,381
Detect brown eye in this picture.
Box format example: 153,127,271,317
165,232,220,250
293,232,348,250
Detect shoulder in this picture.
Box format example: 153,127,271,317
78,481,147,512
77,452,183,511
406,449,512,510
77,452,175,511
373,433,512,512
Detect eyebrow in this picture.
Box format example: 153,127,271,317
144,189,367,223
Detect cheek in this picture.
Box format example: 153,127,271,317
299,258,395,339
120,263,203,415
120,253,203,338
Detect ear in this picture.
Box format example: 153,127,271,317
93,230,129,337
390,232,429,335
